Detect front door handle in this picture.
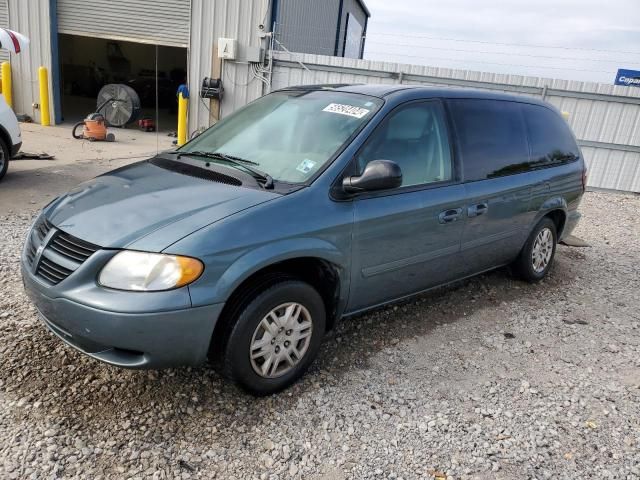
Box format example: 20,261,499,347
467,202,488,217
438,208,462,224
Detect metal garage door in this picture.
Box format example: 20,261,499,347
57,0,191,47
0,0,9,65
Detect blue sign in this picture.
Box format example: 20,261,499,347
615,69,640,87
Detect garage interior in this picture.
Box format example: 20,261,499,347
58,34,187,132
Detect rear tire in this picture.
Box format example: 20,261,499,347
220,280,326,396
513,217,557,282
0,137,9,182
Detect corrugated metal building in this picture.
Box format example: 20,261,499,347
0,0,368,133
273,0,369,58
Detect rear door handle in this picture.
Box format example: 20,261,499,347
467,202,488,217
438,208,463,224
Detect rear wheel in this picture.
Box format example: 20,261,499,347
0,137,9,181
221,280,326,395
513,217,557,282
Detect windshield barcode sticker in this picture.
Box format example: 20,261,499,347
296,158,316,174
322,103,370,118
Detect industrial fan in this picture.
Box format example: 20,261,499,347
72,84,142,141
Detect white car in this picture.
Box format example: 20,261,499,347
0,27,28,181
0,94,21,181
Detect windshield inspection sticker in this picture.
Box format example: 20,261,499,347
323,103,370,118
296,158,316,174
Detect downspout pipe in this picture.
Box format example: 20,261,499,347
49,0,62,124
333,0,345,56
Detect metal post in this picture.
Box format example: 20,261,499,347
177,92,188,146
2,62,12,109
39,67,51,126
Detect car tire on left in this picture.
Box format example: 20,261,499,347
0,137,9,181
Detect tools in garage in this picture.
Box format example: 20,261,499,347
72,112,114,142
137,116,156,132
72,83,141,141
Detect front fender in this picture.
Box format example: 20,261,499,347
188,237,350,307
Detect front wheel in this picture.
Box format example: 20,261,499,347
513,217,557,282
221,280,326,395
0,137,8,181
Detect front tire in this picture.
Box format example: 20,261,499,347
0,137,9,181
513,217,557,282
221,280,326,395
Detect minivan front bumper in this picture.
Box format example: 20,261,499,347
21,252,223,369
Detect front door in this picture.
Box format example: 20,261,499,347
447,99,533,274
346,100,466,312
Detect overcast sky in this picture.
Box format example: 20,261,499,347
362,0,640,84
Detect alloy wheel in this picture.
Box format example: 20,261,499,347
531,227,554,273
249,302,313,378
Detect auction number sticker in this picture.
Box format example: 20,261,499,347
322,103,370,118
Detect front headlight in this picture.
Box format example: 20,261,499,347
99,251,204,291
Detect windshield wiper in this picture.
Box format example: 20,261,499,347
177,151,274,189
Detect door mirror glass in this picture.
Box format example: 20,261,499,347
343,159,402,193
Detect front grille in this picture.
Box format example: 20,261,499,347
25,218,54,267
25,217,100,286
37,256,74,284
49,231,98,263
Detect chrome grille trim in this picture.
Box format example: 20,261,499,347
26,217,101,286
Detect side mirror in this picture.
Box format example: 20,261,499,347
342,160,402,193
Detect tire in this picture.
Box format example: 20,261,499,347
513,217,557,282
0,137,9,182
221,280,326,396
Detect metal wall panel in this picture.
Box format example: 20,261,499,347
270,52,640,192
275,0,340,56
188,0,269,132
7,0,53,122
57,0,190,47
336,0,368,58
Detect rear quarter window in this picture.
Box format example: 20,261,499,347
448,99,530,182
521,103,580,166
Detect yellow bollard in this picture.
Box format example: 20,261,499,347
2,62,12,109
177,92,188,146
39,66,51,126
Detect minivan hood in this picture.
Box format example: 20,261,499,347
45,159,280,250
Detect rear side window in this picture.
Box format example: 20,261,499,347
521,103,580,166
448,99,530,181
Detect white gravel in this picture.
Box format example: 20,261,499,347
1,191,639,479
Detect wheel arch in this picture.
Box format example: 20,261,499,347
0,124,11,153
532,196,569,238
207,241,349,360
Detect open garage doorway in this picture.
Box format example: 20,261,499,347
58,34,187,133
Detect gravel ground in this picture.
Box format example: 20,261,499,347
1,191,639,480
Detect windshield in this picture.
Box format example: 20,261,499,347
180,90,383,183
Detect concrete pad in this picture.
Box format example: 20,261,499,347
13,122,175,171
